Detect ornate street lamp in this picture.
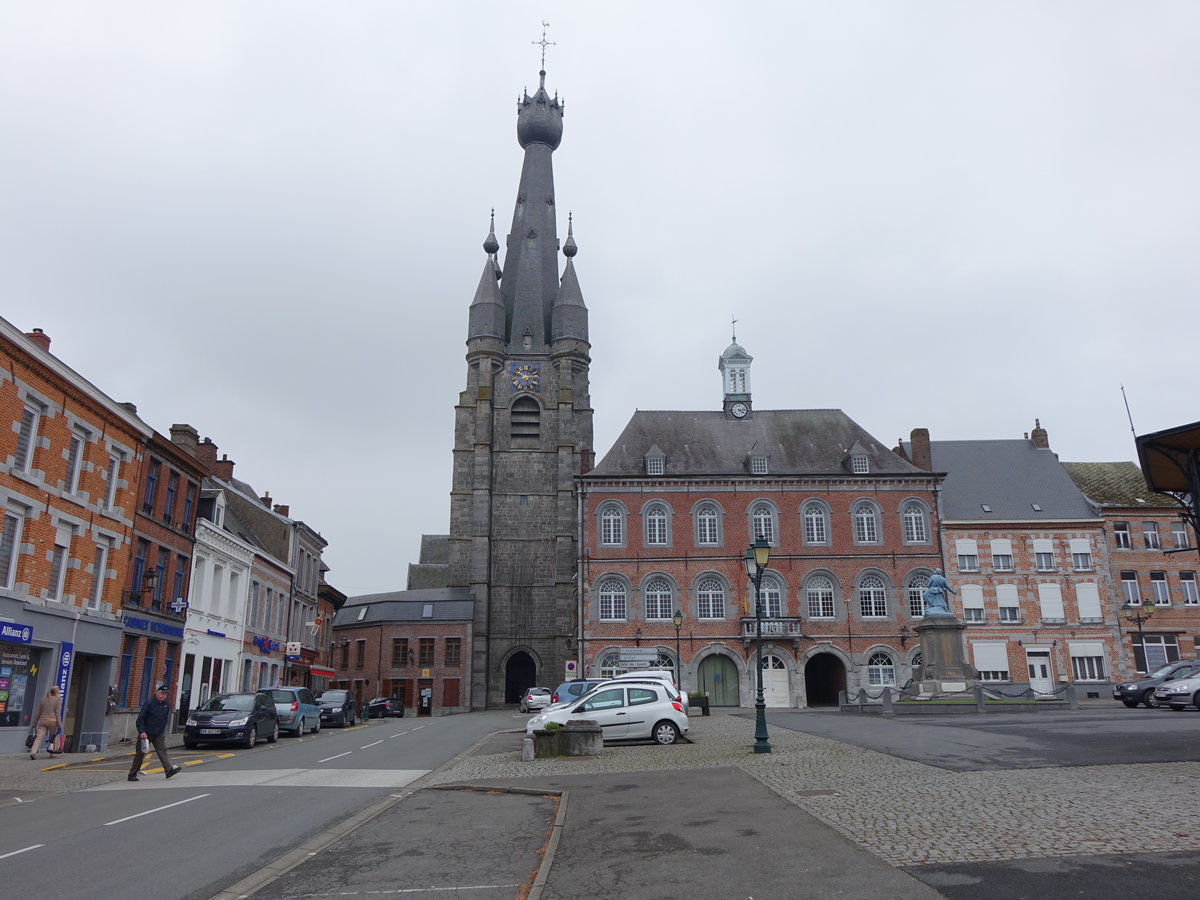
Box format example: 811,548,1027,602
673,609,684,692
743,537,772,754
1123,598,1156,672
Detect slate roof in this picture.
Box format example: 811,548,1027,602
1062,461,1176,509
589,410,927,478
909,439,1097,521
333,587,473,626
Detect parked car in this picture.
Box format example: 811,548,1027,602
184,691,279,749
267,686,322,735
315,689,358,727
1113,660,1200,708
550,679,607,707
519,687,551,714
1155,674,1200,710
526,682,688,745
612,670,688,711
368,697,405,718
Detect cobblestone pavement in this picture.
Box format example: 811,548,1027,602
428,710,1200,868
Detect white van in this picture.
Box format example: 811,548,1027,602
612,670,688,712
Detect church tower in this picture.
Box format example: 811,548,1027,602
450,65,593,708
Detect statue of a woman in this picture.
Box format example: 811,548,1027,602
922,568,957,616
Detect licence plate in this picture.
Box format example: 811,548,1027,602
200,728,222,735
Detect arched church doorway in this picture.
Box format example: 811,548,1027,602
505,651,536,705
698,654,740,706
804,653,846,706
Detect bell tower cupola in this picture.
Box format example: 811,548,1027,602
719,321,753,420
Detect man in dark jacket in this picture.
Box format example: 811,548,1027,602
128,684,181,782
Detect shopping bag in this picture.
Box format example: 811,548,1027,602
49,729,65,754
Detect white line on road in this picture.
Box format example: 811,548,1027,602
0,845,44,860
360,740,384,749
104,793,210,825
318,751,353,763
389,731,408,738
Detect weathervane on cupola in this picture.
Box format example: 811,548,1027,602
532,21,556,72
720,316,754,419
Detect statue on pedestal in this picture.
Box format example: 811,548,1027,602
922,568,957,616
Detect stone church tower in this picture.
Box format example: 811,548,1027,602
450,66,593,709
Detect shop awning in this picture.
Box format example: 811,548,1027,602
310,666,336,678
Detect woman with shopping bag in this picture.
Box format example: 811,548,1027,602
30,685,61,760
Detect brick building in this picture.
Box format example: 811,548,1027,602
579,337,944,707
0,320,149,752
1064,461,1199,679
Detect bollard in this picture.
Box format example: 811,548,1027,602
974,683,985,710
881,686,893,716
1066,683,1078,710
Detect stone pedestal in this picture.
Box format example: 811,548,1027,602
914,616,977,695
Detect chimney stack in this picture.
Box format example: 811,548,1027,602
196,438,218,473
25,328,51,351
1030,418,1050,449
273,504,290,517
170,424,200,457
909,427,932,471
260,492,272,508
213,453,234,482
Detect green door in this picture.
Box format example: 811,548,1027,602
698,654,740,706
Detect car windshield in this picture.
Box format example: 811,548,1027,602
202,694,254,712
320,690,349,702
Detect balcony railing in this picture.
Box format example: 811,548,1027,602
740,616,805,638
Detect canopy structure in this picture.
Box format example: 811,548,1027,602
1136,421,1200,549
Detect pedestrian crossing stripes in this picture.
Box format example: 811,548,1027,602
85,768,429,791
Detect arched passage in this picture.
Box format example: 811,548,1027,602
698,654,741,706
504,651,536,705
804,652,847,706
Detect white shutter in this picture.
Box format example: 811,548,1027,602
955,538,978,555
1069,538,1091,555
990,538,1013,556
972,642,1010,673
1037,583,1065,619
996,584,1019,606
1075,582,1102,619
1069,640,1104,658
961,584,984,610
1032,538,1054,554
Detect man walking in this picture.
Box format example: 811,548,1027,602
129,684,181,782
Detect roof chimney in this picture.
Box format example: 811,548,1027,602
1030,418,1049,449
169,424,200,457
25,328,51,351
213,453,234,482
260,492,272,508
909,427,932,471
273,504,290,517
196,438,218,472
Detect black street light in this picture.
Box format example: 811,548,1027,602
743,537,772,754
1123,598,1156,672
673,609,684,692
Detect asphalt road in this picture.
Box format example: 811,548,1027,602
0,710,514,900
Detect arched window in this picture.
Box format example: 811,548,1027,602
907,572,930,617
599,504,625,546
867,652,896,686
859,574,887,617
802,501,829,544
510,395,540,449
807,576,835,618
598,578,627,621
902,501,929,543
911,652,923,674
695,503,720,546
756,576,782,618
599,652,622,679
750,502,777,544
644,577,673,621
697,578,726,619
644,502,670,546
853,501,880,544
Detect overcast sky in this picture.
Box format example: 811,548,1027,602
2,2,1196,596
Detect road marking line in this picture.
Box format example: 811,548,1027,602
0,844,43,860
389,731,408,738
360,740,384,749
319,751,353,763
104,793,210,825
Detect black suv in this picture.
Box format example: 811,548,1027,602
316,689,358,727
1113,660,1200,708
184,691,280,748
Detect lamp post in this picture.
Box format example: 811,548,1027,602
673,609,684,692
1123,598,1156,672
743,537,772,754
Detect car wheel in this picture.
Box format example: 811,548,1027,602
1122,700,1139,708
243,725,257,749
652,720,681,745
520,702,527,713
1193,690,1200,710
267,722,279,743
294,719,305,737
184,740,198,750
313,716,321,734
1143,690,1161,709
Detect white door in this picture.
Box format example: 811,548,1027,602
573,687,628,739
761,655,790,708
1026,651,1054,697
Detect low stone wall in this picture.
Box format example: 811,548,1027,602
530,719,603,758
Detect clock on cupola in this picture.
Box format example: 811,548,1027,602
718,327,753,420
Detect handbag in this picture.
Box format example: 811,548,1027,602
25,728,35,749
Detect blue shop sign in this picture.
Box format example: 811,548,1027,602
0,622,34,644
122,613,185,640
253,635,280,654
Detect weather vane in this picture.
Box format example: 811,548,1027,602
532,21,555,70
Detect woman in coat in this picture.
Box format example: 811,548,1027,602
30,686,61,760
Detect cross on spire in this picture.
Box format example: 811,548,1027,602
532,21,555,71
731,315,738,342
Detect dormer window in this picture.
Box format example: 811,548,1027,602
851,454,869,474
644,449,665,476
749,455,768,475
423,604,434,618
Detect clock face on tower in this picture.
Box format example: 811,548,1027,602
730,402,749,419
510,363,540,392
